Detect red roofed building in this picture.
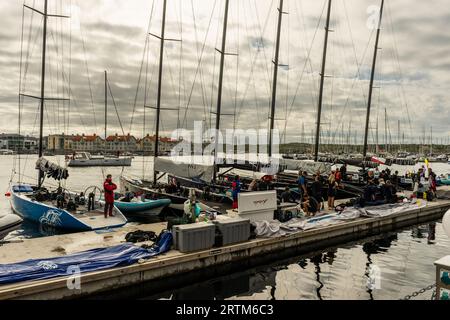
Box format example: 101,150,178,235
71,134,104,151
139,134,178,154
105,133,138,152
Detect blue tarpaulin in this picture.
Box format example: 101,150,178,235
0,231,172,285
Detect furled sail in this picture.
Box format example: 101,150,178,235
154,158,215,182
279,159,332,175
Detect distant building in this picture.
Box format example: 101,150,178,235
0,133,38,151
72,134,104,152
138,134,178,154
105,134,138,153
24,136,38,150
47,134,73,152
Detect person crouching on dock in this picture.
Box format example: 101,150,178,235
103,174,117,218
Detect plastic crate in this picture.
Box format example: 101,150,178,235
172,222,215,253
213,218,250,246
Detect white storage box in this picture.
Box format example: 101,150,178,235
237,191,277,222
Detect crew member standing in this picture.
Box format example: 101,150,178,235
231,175,241,209
103,174,117,218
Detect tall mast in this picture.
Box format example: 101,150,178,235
153,0,168,182
375,115,379,154
430,126,433,156
104,71,107,142
37,0,49,188
313,0,332,162
384,107,387,153
362,0,384,158
213,0,230,182
268,0,286,157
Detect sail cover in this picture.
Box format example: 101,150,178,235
154,158,215,182
35,157,69,181
0,232,172,285
279,159,332,175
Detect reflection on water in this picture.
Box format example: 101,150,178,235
138,221,450,301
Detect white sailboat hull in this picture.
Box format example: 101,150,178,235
68,157,132,167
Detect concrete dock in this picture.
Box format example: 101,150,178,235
1,197,450,300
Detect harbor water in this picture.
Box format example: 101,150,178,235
1,155,449,300
140,222,450,300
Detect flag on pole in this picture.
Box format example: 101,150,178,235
371,156,386,165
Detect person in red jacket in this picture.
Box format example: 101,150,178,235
103,174,117,218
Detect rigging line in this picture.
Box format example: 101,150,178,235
16,3,27,183
209,3,221,129
181,0,218,128
330,27,375,141
189,0,211,122
234,0,275,122
176,0,184,132
342,0,367,103
282,2,290,144
22,0,37,94
163,44,181,114
23,16,43,95
338,0,370,134
19,101,40,184
235,0,265,129
129,0,155,133
233,1,240,132
253,0,275,104
142,37,150,178
330,4,362,143
284,0,326,122
76,0,97,133
300,0,322,101
66,0,73,155
386,1,412,134
107,79,126,137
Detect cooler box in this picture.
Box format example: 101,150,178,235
213,217,250,246
237,191,277,222
172,222,215,253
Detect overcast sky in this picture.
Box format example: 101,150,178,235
1,0,449,145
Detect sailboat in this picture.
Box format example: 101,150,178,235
68,71,133,167
120,0,234,214
8,1,127,231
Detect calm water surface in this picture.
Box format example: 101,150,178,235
142,222,450,300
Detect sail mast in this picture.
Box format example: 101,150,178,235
37,0,49,188
268,0,285,157
313,0,332,162
104,71,107,143
363,0,384,158
213,0,230,182
153,0,168,182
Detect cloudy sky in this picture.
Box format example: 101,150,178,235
0,0,449,145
